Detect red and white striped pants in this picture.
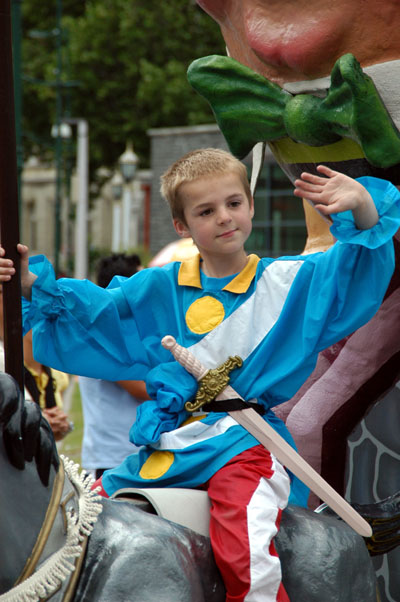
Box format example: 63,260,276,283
204,444,291,602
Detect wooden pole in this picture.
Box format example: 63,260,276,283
0,0,24,391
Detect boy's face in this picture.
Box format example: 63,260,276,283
173,172,254,265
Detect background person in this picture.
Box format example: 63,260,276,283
79,253,149,479
23,328,71,441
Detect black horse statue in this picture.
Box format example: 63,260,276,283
0,372,398,602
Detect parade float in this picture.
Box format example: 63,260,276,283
1,1,400,600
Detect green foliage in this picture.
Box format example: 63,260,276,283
20,0,225,173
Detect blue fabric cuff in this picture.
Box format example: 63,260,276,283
23,255,64,334
330,176,400,249
131,361,197,446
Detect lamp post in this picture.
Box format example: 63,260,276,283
54,119,88,278
51,121,71,274
28,1,80,274
110,170,123,252
118,142,139,249
11,0,22,218
66,119,89,279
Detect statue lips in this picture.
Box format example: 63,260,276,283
197,0,361,83
196,0,400,85
243,9,349,79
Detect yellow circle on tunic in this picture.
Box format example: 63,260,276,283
139,451,175,480
185,296,225,334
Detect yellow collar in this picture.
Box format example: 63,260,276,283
178,253,260,293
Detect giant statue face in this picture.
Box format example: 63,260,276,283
191,0,400,204
196,0,400,85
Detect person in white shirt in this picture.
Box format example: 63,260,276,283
79,253,149,479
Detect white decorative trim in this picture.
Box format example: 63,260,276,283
0,456,103,602
155,415,238,451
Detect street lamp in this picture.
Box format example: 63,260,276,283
118,142,139,249
110,170,123,200
51,122,72,139
119,141,138,183
110,170,123,252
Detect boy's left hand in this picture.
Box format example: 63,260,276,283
294,165,379,230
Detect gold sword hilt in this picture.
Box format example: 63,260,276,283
161,335,242,412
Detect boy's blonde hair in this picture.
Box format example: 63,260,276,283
160,148,252,223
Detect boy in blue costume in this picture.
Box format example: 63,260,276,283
1,149,400,602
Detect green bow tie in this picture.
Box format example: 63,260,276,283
187,53,400,169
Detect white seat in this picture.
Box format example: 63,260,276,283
111,487,211,537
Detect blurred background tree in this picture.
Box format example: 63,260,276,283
21,0,225,176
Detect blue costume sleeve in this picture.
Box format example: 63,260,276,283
329,176,400,248
131,362,197,446
24,256,151,381
22,257,199,446
229,177,400,406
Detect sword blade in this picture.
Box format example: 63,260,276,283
162,335,372,538
229,406,372,537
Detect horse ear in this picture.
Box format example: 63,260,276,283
35,417,60,487
22,401,41,463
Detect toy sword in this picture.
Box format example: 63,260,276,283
161,335,372,538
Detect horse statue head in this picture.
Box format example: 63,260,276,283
0,372,60,592
0,372,103,601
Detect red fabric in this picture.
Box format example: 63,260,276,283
205,445,289,602
92,450,288,600
92,476,109,498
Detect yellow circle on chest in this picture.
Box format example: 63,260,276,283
185,296,225,334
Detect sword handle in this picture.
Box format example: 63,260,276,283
162,335,208,381
162,337,243,403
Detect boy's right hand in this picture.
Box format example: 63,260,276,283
0,244,37,299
